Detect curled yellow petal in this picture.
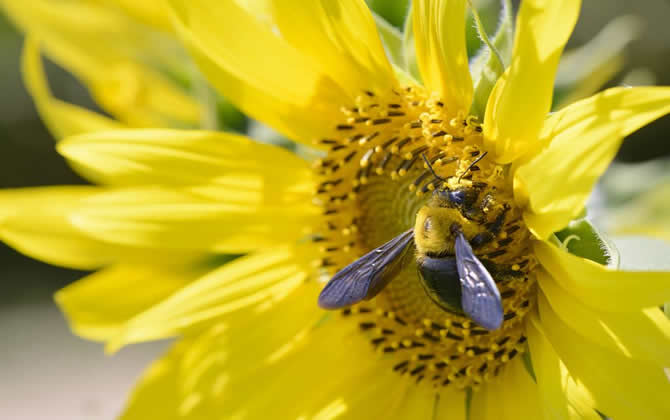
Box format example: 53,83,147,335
4,0,201,127
271,0,397,97
535,240,670,311
412,0,472,113
22,37,123,140
167,0,350,146
484,0,581,163
515,87,670,239
89,0,173,32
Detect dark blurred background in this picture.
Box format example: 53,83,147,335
1,1,669,418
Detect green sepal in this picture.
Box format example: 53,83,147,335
468,0,514,119
371,10,418,85
372,11,405,69
522,350,537,383
464,387,473,420
402,9,421,82
554,218,619,268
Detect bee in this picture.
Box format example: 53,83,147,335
318,153,509,330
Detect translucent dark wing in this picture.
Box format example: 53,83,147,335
454,232,503,330
318,229,414,309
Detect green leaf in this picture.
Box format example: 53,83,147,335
469,0,514,119
554,218,619,268
216,97,247,132
367,0,409,28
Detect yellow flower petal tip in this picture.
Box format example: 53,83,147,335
516,86,670,239
484,0,581,163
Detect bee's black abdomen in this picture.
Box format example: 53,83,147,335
417,256,463,314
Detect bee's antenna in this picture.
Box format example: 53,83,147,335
422,153,447,183
458,151,488,182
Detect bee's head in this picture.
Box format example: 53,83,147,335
433,187,481,210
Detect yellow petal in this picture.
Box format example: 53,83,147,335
499,358,545,420
120,282,322,419
56,263,203,341
0,186,111,269
515,87,670,239
538,270,670,366
22,37,123,140
412,0,472,113
167,0,350,146
57,129,313,189
470,359,543,420
107,246,318,351
0,187,199,270
527,313,607,420
433,391,465,420
535,240,670,311
69,186,319,254
384,388,464,420
484,0,581,163
89,0,172,32
271,0,397,97
535,300,670,419
121,280,445,419
4,0,201,127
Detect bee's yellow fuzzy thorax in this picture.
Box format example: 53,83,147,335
414,206,474,256
312,85,537,390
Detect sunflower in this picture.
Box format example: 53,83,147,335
2,0,670,418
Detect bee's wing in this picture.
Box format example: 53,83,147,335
454,232,503,330
318,229,415,309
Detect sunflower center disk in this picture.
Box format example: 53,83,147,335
313,85,537,390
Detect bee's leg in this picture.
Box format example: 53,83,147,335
470,232,494,248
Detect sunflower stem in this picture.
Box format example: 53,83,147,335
468,0,514,118
468,0,505,70
191,63,219,131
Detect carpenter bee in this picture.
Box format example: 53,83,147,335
318,153,506,330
